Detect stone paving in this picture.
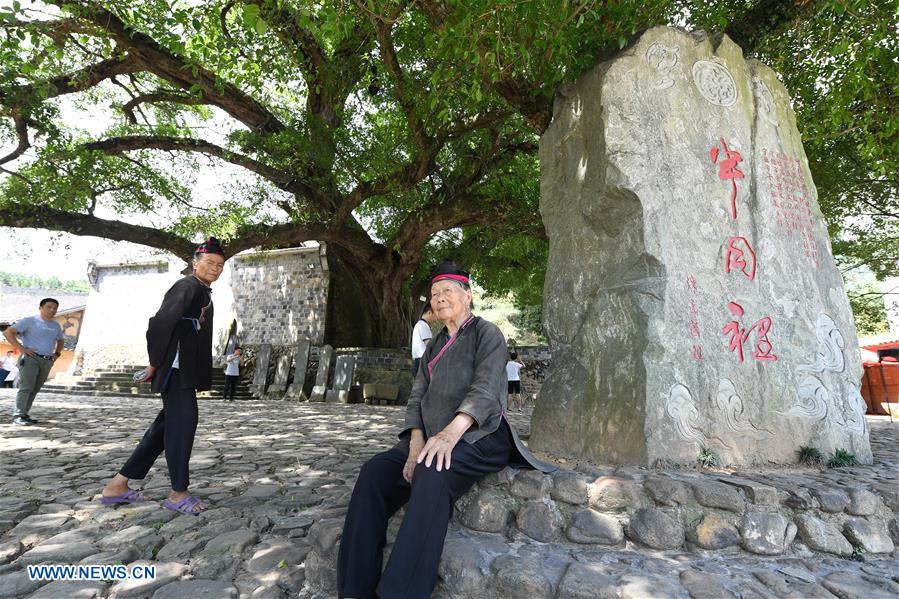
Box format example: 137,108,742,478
0,390,896,598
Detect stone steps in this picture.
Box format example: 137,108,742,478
42,364,254,400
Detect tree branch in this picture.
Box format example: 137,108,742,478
82,135,317,200
0,54,142,107
1,17,99,41
361,0,430,151
121,91,207,124
334,144,440,228
48,0,285,134
0,115,30,165
0,203,196,260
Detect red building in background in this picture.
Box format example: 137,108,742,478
859,333,899,418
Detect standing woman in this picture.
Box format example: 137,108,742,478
100,237,226,516
337,261,556,599
222,346,242,401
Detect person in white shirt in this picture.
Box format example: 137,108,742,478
0,350,15,388
223,346,242,401
505,352,525,411
410,305,438,377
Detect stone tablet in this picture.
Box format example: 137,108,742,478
332,356,355,392
531,27,870,466
249,343,271,398
309,345,333,402
285,338,312,400
267,354,292,396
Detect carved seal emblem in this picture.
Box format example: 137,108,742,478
692,60,737,106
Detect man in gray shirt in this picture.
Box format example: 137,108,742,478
3,298,64,425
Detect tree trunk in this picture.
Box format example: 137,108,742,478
323,245,414,348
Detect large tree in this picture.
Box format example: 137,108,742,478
1,0,894,346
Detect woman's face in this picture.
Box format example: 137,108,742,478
194,253,225,285
430,279,471,323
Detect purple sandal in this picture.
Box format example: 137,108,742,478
163,494,207,516
100,489,148,505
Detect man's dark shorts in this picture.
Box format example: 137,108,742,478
507,380,521,394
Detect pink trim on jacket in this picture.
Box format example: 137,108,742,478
426,314,476,377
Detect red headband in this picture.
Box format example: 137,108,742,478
432,273,469,284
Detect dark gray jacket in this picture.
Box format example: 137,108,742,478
402,316,557,473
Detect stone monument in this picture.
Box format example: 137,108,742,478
309,345,333,402
267,354,292,396
249,343,272,398
531,27,871,466
285,337,312,400
326,355,356,403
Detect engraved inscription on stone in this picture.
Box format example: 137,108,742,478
692,60,737,106
645,43,679,89
752,76,778,129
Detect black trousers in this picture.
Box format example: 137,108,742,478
223,374,239,399
411,358,421,378
119,370,199,492
337,420,513,599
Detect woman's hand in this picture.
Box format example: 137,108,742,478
403,431,425,483
136,365,157,383
416,431,458,472
415,413,475,473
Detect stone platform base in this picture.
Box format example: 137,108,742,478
302,417,899,597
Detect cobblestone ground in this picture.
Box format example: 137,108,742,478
0,391,896,598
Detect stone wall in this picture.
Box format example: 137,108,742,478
532,26,870,467
335,348,412,403
227,246,328,347
451,464,897,559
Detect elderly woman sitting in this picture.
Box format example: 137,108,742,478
337,262,556,599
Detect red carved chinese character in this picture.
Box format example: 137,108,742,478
710,138,745,220
721,301,777,363
686,275,697,293
746,317,778,362
722,301,747,362
692,345,704,360
724,237,756,281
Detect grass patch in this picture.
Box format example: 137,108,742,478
797,446,825,466
698,447,720,468
827,448,859,468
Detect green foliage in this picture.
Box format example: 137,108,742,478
741,0,899,281
697,447,720,468
0,271,88,292
847,282,890,336
826,448,859,468
797,446,825,466
510,304,544,340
